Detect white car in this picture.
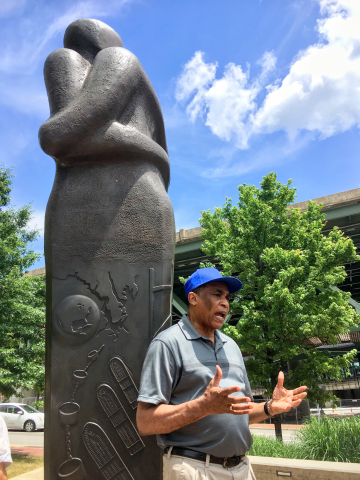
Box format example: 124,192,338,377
0,404,44,432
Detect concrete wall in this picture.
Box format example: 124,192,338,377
249,456,360,480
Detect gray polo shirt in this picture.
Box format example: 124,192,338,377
138,315,253,457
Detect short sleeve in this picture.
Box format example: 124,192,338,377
243,370,254,402
236,344,254,402
138,339,178,405
0,417,12,468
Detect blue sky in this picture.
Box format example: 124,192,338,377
1,0,360,269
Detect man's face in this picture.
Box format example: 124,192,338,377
189,281,230,331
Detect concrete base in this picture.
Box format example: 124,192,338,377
249,456,360,480
8,460,360,480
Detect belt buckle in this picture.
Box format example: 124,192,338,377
223,456,240,468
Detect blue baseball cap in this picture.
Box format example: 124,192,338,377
184,267,242,298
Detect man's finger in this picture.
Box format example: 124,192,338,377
292,386,307,395
231,408,253,416
277,371,284,389
228,396,252,404
213,365,223,388
222,385,241,396
292,392,307,401
230,403,253,412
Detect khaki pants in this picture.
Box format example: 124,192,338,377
163,450,256,480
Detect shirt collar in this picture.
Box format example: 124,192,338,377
178,315,228,345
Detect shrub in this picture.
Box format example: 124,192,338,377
248,416,360,463
248,435,302,459
32,401,44,410
296,416,360,463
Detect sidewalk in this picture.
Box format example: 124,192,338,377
250,423,305,429
10,467,43,480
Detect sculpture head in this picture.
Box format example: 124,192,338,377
64,18,123,63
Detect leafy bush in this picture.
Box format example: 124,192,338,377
32,400,44,410
248,416,360,463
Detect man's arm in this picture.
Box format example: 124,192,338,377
137,365,252,436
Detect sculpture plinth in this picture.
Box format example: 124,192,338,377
40,19,175,480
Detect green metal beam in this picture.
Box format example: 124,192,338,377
317,285,360,318
329,286,360,315
172,293,188,315
324,203,360,220
175,239,204,255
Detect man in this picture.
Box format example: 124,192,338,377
137,268,307,480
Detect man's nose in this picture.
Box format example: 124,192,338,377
220,297,229,309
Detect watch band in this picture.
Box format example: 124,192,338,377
264,400,274,417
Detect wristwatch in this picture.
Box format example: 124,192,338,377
264,400,275,417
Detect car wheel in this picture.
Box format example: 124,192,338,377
24,420,36,432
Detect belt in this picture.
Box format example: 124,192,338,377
164,446,246,468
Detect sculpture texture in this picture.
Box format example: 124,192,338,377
39,19,175,480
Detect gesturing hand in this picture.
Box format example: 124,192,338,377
201,365,253,416
268,371,307,415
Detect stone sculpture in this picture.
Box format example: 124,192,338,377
39,18,175,480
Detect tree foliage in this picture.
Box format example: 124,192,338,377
200,173,359,404
0,166,45,398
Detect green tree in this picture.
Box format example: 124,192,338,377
0,166,45,398
200,172,359,439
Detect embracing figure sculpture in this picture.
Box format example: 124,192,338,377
39,19,175,480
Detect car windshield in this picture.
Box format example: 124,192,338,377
20,405,39,413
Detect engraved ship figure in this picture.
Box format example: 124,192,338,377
97,384,144,455
110,358,138,409
83,423,134,480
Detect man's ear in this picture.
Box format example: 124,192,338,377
188,292,198,306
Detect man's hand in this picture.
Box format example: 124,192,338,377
268,371,307,416
137,364,253,435
200,365,253,416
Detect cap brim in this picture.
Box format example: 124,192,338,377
201,276,243,294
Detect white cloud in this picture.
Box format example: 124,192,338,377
175,51,217,103
0,0,134,117
28,210,45,237
0,0,133,75
176,0,360,149
176,51,276,148
253,0,360,138
174,207,201,232
0,0,27,18
200,133,313,179
0,79,49,118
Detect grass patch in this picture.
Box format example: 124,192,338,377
296,415,360,463
7,455,43,479
248,416,360,463
248,435,303,459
